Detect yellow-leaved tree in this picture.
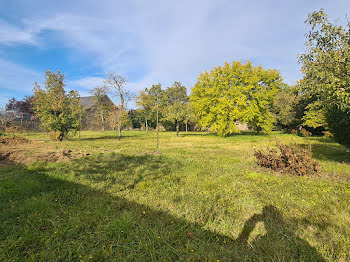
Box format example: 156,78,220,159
190,61,283,136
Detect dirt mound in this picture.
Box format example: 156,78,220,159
0,145,90,166
0,136,90,166
0,152,11,161
0,136,30,146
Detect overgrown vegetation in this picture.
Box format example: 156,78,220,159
299,9,350,146
32,70,82,141
254,141,320,176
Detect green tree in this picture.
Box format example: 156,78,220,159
32,70,81,141
89,86,112,132
302,100,328,129
128,109,144,129
191,61,282,136
272,85,305,130
326,106,350,144
163,82,189,137
299,9,350,146
136,84,164,132
136,89,155,133
183,102,197,132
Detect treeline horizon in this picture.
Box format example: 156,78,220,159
2,9,350,147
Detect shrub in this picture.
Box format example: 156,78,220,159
326,106,350,148
322,131,333,139
254,141,319,176
291,129,298,135
299,128,312,137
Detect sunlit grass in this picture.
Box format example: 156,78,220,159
1,130,349,261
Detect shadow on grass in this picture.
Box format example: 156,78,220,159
52,153,181,192
75,131,146,141
0,161,325,261
301,143,350,164
180,130,266,137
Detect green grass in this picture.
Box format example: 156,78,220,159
1,131,350,261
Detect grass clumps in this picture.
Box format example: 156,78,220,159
254,141,320,176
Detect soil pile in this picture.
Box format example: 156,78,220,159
0,136,30,146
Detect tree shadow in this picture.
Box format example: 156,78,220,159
76,131,146,141
236,131,268,136
77,135,144,141
1,163,325,261
180,130,265,137
301,143,350,164
77,135,123,141
51,153,181,192
179,132,217,137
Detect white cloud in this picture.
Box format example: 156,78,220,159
68,76,105,96
0,19,37,45
1,0,350,98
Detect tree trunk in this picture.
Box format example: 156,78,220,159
186,122,188,133
156,103,159,153
145,117,148,134
118,125,122,139
176,122,179,137
101,111,105,132
58,132,64,141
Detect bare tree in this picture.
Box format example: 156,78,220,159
104,72,130,138
0,108,13,132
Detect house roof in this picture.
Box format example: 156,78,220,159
80,95,116,109
80,96,95,108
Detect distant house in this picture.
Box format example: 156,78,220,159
79,95,117,130
80,95,115,110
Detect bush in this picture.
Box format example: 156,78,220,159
326,106,350,148
291,129,298,135
322,131,333,139
299,128,312,137
254,141,319,176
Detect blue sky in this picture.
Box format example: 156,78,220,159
0,0,349,108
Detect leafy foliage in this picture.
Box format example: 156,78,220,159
299,9,350,146
302,101,328,129
6,96,33,113
183,103,197,131
128,109,144,129
135,84,163,132
272,86,302,129
326,106,350,147
32,70,81,141
163,82,189,136
191,61,283,136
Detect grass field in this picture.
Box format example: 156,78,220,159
1,130,350,261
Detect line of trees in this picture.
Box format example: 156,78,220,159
135,82,196,137
3,9,349,147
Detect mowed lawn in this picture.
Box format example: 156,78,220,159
1,131,350,261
